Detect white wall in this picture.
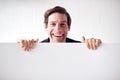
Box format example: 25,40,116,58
0,0,120,43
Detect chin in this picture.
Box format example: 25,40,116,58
50,38,65,42
50,37,65,42
49,34,67,42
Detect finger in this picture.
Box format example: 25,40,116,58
95,39,101,47
85,39,90,49
92,38,96,50
28,40,32,51
88,39,93,50
24,40,28,51
30,39,35,49
21,40,25,48
28,40,34,51
82,36,85,43
98,39,102,44
17,41,22,47
18,40,27,51
98,39,102,46
34,39,39,43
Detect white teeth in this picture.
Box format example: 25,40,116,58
54,34,63,37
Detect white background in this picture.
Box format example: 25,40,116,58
0,0,120,43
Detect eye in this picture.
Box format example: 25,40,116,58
60,23,66,27
50,23,56,26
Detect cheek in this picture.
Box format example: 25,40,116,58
45,27,53,34
65,28,70,33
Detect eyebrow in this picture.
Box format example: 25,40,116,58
50,21,67,23
61,21,67,23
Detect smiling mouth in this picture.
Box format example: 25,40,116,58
51,34,65,42
53,34,64,37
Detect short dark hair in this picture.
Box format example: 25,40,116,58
44,6,72,28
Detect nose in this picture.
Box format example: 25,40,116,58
54,24,62,31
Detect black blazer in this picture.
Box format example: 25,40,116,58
41,37,81,43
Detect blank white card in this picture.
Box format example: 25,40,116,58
0,43,120,80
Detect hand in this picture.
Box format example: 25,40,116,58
82,36,102,50
18,39,39,51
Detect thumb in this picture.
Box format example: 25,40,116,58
17,40,24,48
82,36,86,43
34,39,39,43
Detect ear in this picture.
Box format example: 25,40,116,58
68,26,70,31
44,24,48,31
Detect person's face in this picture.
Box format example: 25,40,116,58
45,12,70,42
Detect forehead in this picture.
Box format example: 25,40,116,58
48,13,67,22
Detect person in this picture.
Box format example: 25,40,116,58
18,6,102,51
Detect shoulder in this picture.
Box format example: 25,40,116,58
40,38,50,43
66,37,81,43
40,38,81,43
